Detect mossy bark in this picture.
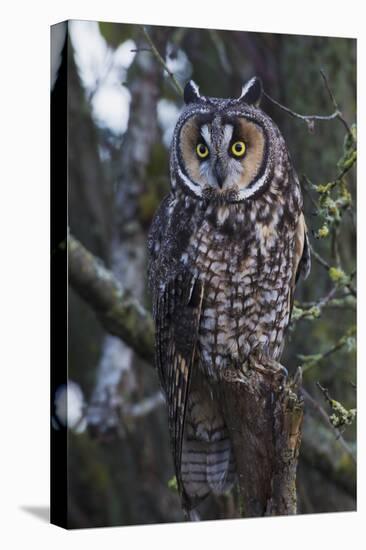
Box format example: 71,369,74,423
68,235,155,364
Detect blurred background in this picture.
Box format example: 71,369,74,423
55,21,356,527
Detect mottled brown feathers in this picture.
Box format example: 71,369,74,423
148,83,310,515
153,271,204,500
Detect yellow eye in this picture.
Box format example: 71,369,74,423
196,143,209,159
231,141,246,157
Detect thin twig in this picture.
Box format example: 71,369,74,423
264,69,353,137
141,27,183,97
319,69,352,136
309,244,356,297
346,282,356,297
316,285,339,308
291,286,339,325
310,243,331,270
301,175,319,211
263,91,338,132
298,294,356,311
300,326,356,374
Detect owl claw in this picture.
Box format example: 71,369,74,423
248,356,288,388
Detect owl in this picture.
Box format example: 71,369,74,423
148,77,310,519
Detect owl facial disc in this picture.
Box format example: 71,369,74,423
172,77,281,203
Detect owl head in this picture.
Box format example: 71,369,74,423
170,77,286,203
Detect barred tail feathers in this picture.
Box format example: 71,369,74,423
180,379,236,506
181,435,235,501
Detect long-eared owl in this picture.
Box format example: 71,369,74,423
148,77,310,518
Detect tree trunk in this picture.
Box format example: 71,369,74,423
87,26,168,435
220,366,303,516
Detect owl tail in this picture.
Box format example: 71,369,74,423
179,374,236,511
181,433,236,502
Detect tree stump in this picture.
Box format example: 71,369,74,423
220,365,304,517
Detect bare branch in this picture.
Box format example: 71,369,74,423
301,174,320,211
297,293,356,312
309,244,356,298
264,70,353,137
310,243,331,270
263,90,338,132
299,326,356,374
141,27,183,97
68,234,155,364
124,391,165,418
319,69,353,136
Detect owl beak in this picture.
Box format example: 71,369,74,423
213,160,226,189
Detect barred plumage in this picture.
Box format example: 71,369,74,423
148,77,310,518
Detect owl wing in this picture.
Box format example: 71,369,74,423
290,212,311,312
295,212,311,282
154,272,204,495
148,194,205,495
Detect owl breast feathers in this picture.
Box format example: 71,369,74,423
148,77,310,517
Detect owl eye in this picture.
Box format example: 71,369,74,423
196,143,209,159
231,141,246,157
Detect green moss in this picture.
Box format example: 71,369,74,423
321,197,337,215
338,182,352,207
292,305,321,322
316,182,334,194
317,224,330,239
329,400,356,429
338,124,357,173
328,267,350,286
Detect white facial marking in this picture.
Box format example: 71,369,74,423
199,161,217,188
200,124,211,147
236,168,270,200
221,125,234,150
177,165,202,196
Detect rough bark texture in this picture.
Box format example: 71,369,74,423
68,235,155,364
220,367,303,516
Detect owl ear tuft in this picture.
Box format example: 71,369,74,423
184,80,202,104
239,76,263,106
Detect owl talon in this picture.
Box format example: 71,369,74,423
248,356,288,387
